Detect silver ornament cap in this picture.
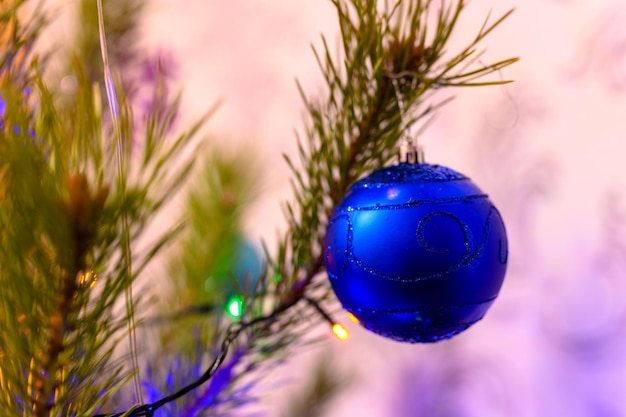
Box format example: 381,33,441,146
398,139,424,164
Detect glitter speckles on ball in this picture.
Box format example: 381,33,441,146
324,163,508,343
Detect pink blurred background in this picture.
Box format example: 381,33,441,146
56,0,626,415
141,1,626,416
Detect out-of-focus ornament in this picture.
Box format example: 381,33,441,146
223,237,264,318
324,156,508,343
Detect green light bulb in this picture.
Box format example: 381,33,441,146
226,294,244,318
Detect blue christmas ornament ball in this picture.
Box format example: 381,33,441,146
324,163,508,343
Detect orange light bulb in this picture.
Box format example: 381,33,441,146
332,323,349,341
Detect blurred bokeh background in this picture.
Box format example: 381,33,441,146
51,0,626,415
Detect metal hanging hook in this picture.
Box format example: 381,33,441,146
392,79,424,164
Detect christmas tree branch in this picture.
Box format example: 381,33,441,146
75,0,147,87
281,0,518,297
32,174,108,417
0,0,47,77
0,0,515,416
1,1,208,415
150,1,518,413
84,0,518,415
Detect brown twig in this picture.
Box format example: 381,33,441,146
33,174,106,417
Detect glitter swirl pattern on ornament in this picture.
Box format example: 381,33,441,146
324,163,508,343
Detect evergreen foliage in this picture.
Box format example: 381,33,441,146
0,0,517,415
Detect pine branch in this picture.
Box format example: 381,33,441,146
75,0,147,86
240,0,518,403
160,0,519,413
0,0,48,78
0,0,515,416
49,1,517,416
279,0,518,301
1,2,208,415
32,173,109,417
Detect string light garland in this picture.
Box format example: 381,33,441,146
304,296,350,341
87,0,516,412
226,293,245,318
95,323,239,417
93,294,339,416
332,323,350,341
